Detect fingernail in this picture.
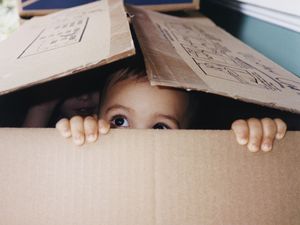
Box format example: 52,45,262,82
100,127,108,134
276,133,284,139
248,143,259,152
87,134,96,142
99,120,109,134
262,143,272,152
62,131,71,138
74,135,84,145
238,138,247,145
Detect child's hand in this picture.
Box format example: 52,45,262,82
56,116,110,146
231,118,287,152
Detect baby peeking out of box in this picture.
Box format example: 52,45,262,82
55,58,287,152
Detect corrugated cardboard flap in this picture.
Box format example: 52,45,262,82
0,0,135,95
128,6,300,114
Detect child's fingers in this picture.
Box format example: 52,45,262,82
84,116,98,143
247,118,263,152
261,118,277,152
231,119,249,146
98,119,110,135
274,118,287,140
70,116,85,146
56,118,71,138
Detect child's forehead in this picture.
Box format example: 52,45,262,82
108,78,189,105
109,78,150,95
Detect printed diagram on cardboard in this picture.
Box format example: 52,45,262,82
17,0,107,59
157,21,300,95
18,17,89,58
0,0,136,96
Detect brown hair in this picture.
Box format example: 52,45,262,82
104,62,146,90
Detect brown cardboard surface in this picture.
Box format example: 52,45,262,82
0,128,299,224
0,0,135,96
129,6,300,114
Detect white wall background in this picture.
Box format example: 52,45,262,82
211,0,300,32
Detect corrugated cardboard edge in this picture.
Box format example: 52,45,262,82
0,128,299,224
6,0,135,96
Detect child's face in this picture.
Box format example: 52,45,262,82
59,91,99,118
100,79,190,129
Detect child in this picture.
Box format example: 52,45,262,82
56,62,287,152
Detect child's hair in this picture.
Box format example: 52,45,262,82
101,58,200,129
104,59,146,91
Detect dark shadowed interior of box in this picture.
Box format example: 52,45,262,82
1,55,299,130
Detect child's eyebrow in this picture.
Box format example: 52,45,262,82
154,113,180,128
105,104,132,114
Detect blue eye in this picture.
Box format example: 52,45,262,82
111,115,129,128
153,123,170,129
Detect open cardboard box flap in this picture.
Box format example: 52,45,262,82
0,0,135,95
128,6,300,114
0,129,300,224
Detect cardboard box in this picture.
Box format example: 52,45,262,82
18,0,200,17
1,1,300,224
0,129,300,224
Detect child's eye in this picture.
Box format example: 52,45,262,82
111,115,129,128
153,123,170,129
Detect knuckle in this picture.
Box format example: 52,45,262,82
231,119,246,129
85,116,95,121
250,136,261,145
261,117,272,124
275,118,287,130
263,136,273,143
56,120,68,130
71,116,83,122
248,117,258,122
248,117,260,125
